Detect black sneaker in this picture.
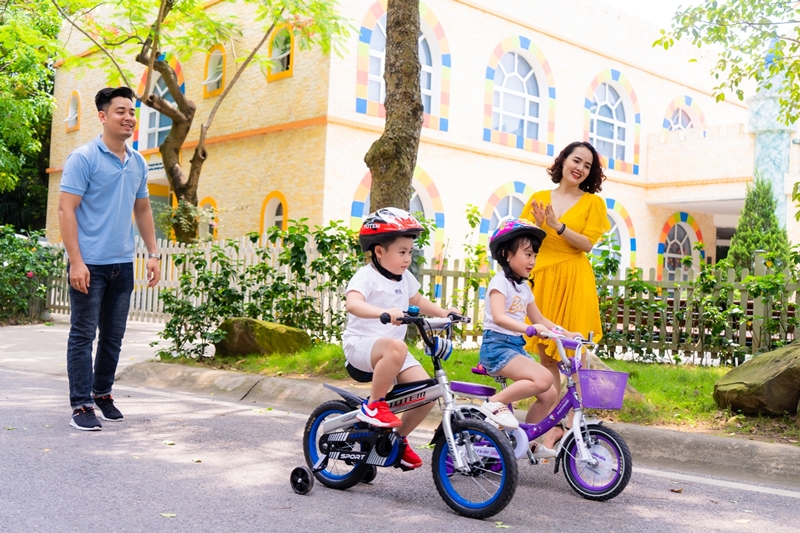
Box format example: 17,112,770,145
70,407,102,431
94,394,123,421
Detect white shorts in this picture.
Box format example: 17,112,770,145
343,336,422,374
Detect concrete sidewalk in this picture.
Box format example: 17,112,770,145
3,318,800,489
0,315,162,376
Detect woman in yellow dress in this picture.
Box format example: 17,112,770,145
520,141,609,447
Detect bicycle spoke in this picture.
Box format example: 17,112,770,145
469,476,495,498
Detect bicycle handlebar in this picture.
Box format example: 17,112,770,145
532,329,593,352
379,311,471,353
379,312,471,327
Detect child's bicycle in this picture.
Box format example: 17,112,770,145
289,307,519,519
448,330,632,501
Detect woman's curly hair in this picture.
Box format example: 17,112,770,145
546,141,606,194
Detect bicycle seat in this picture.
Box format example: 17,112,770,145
450,381,497,398
471,365,488,376
345,363,373,383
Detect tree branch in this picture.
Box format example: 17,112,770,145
144,93,187,123
51,0,132,89
154,58,191,114
139,0,169,104
0,0,11,24
195,19,279,157
102,34,144,48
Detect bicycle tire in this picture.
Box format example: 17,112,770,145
303,400,368,490
431,418,518,519
561,425,632,501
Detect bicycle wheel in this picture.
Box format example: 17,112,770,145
303,400,368,490
431,418,518,519
561,425,632,501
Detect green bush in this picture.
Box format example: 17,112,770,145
156,219,362,358
0,225,64,322
729,175,790,276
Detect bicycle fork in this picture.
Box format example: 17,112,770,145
437,369,477,472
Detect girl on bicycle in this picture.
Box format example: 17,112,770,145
478,219,580,457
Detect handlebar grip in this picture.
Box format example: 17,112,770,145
379,313,391,324
560,338,582,351
447,311,471,324
525,325,538,337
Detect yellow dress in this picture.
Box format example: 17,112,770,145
520,190,610,361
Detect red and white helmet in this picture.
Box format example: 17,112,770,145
359,207,423,252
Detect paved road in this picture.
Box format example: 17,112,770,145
2,368,798,533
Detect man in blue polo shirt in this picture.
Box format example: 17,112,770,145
58,87,161,431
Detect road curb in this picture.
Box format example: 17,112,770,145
608,422,800,488
117,361,800,488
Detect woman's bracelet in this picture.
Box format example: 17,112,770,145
557,223,567,235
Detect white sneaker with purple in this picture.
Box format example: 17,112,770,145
479,400,519,430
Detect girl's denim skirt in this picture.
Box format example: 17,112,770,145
479,329,532,375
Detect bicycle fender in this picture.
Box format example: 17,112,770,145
554,420,603,475
430,423,444,446
323,383,364,410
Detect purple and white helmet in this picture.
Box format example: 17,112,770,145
489,219,547,261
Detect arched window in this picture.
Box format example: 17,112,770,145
491,51,541,141
589,83,629,161
198,197,218,241
419,34,434,114
139,76,175,150
591,214,621,258
589,212,628,278
367,16,386,103
368,14,438,115
267,26,293,82
489,195,525,234
663,223,693,281
65,91,80,132
273,202,284,229
668,108,693,131
261,192,288,235
662,96,707,139
203,45,225,98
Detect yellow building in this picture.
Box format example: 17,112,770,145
46,0,799,281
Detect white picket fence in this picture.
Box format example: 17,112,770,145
46,236,356,325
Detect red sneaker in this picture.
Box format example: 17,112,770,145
400,436,423,469
356,400,402,428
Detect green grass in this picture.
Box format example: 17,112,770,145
160,343,352,380
601,359,728,426
159,343,800,444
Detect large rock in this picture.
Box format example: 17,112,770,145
713,343,800,415
214,317,311,356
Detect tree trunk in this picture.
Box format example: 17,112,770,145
135,50,197,243
363,0,422,212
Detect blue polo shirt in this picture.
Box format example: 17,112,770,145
60,135,149,265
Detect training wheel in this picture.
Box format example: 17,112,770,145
290,466,315,495
361,465,378,484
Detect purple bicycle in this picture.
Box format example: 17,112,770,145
449,331,632,501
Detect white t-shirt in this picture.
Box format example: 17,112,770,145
343,264,421,341
483,272,534,336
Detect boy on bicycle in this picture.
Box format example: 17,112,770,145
343,207,459,470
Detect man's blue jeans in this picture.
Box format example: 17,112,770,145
67,262,134,409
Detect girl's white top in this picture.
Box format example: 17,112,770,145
483,272,534,336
